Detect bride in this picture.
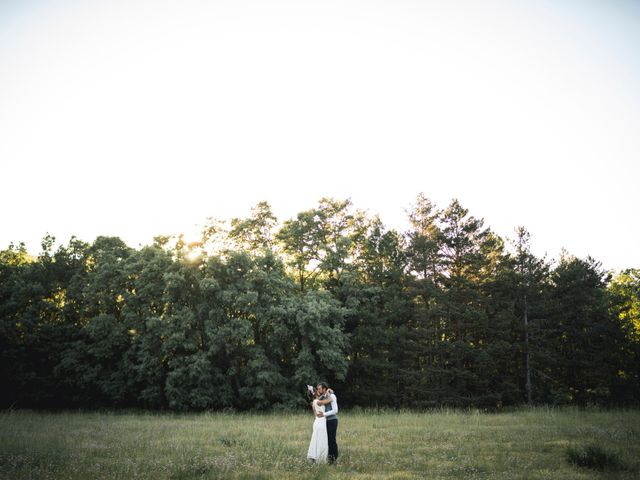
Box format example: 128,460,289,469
306,386,330,463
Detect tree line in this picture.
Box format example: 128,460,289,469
1,196,638,410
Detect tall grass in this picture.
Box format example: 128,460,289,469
1,407,639,479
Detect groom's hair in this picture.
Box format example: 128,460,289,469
318,382,329,390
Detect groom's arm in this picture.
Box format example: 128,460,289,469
316,389,334,405
317,394,338,416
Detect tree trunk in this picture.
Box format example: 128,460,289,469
524,294,532,405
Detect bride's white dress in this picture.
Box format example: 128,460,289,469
306,399,328,462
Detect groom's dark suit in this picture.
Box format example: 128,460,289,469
321,392,339,463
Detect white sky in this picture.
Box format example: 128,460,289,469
1,0,639,271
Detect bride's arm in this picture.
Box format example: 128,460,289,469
311,400,324,416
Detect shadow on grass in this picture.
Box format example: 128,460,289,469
0,452,67,479
565,443,639,474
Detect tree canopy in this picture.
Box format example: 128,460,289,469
1,196,638,410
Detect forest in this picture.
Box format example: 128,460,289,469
1,195,638,410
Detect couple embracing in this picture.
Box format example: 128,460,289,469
306,382,339,464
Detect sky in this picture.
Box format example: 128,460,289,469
1,0,639,271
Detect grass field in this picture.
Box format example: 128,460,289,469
1,408,639,479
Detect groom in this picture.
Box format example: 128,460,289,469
315,382,338,464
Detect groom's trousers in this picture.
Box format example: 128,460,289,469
326,417,338,463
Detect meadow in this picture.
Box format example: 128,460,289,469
1,408,639,479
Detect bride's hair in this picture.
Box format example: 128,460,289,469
305,386,316,403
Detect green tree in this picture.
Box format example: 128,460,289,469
607,269,640,404
545,255,626,404
0,236,91,407
509,227,551,405
54,236,134,405
341,218,412,406
120,246,175,407
403,194,445,406
432,199,508,407
277,198,365,291
229,201,278,253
